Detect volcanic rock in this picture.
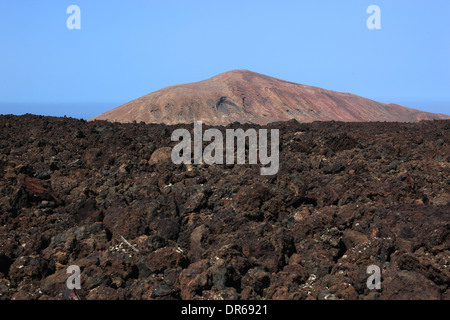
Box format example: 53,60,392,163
0,114,449,300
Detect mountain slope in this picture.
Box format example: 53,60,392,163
90,70,450,125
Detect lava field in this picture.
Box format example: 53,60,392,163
0,114,449,300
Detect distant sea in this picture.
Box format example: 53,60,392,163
0,102,122,120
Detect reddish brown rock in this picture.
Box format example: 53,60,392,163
177,260,211,300
144,247,188,273
148,147,172,165
382,270,441,300
342,230,370,250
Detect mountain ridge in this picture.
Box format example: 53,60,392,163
90,70,450,125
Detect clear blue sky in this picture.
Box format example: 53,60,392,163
0,0,449,118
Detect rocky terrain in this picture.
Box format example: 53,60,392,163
0,114,449,300
90,70,450,125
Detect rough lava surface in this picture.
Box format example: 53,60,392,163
0,114,449,300
90,70,450,125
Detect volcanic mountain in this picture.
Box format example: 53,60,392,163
91,70,450,125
